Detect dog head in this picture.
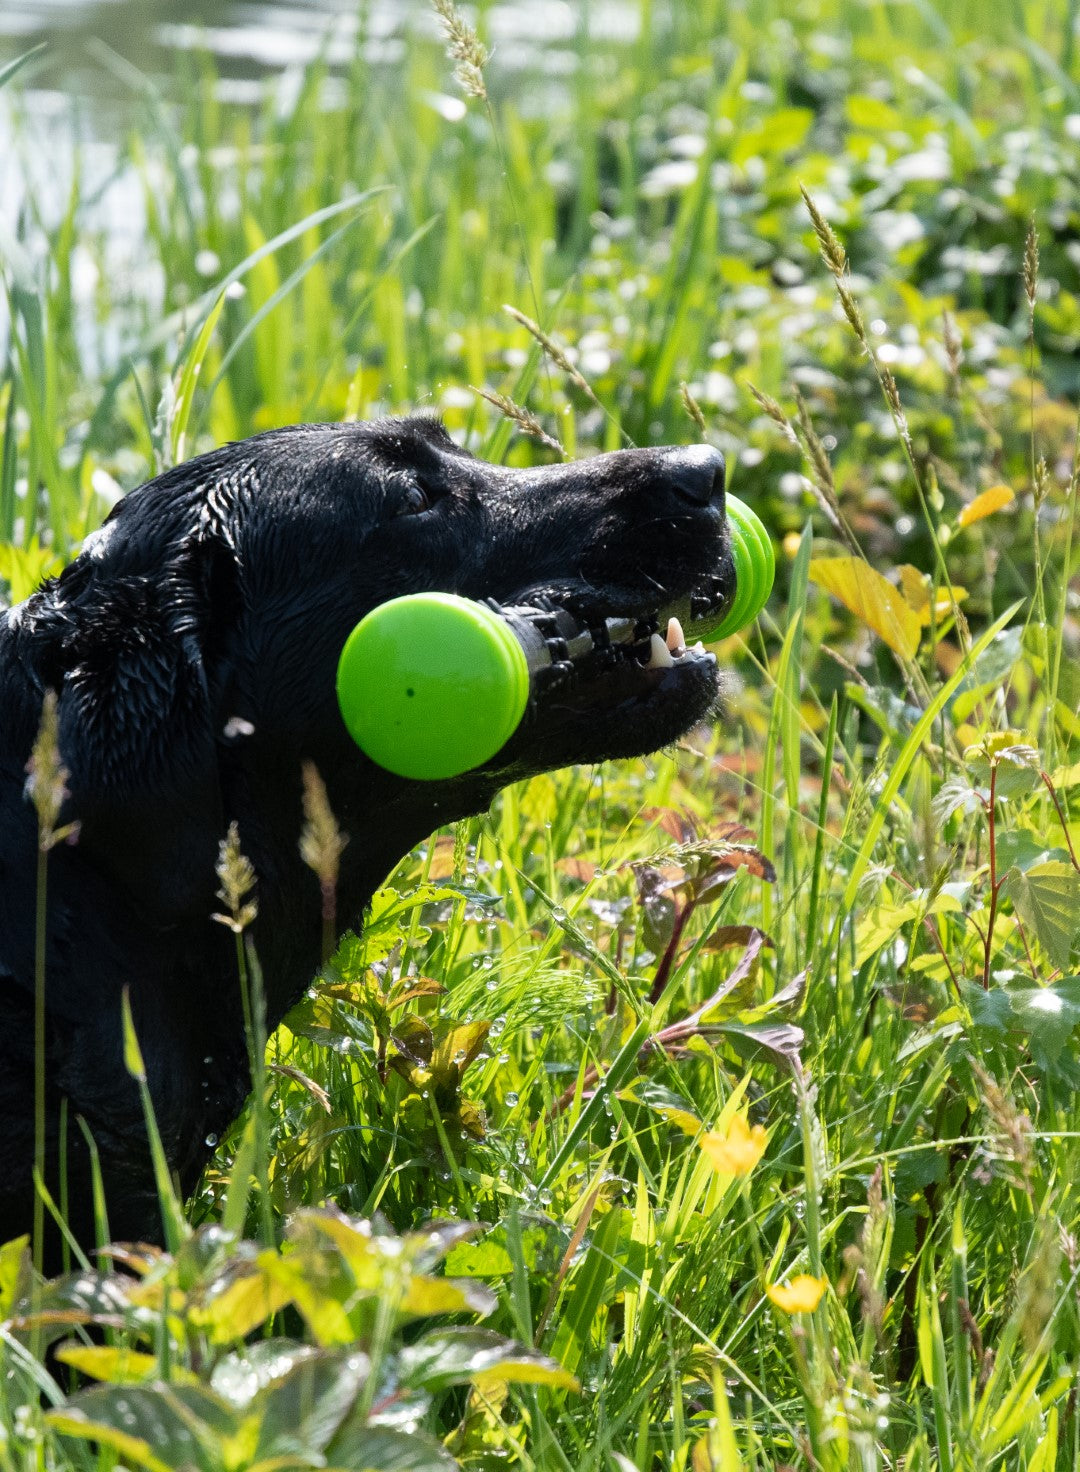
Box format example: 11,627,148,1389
11,414,735,931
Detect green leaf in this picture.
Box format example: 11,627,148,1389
254,1350,368,1461
0,1235,28,1318
965,983,1011,1033
0,43,46,93
621,1081,703,1135
1009,984,1080,1064
49,1384,236,1472
1002,861,1080,969
845,94,905,130
399,1327,578,1393
327,1424,459,1471
443,1238,514,1278
121,986,146,1082
855,897,919,968
994,831,1058,873
47,1411,176,1472
0,540,63,604
964,733,1042,799
170,290,225,464
841,606,1020,916
717,1020,804,1063
401,1275,498,1319
259,1250,356,1348
212,1341,316,1408
949,627,1023,721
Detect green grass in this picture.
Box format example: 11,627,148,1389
2,0,1080,1465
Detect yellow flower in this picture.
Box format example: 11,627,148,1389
766,1275,826,1314
699,1114,767,1177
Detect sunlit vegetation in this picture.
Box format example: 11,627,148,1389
1,0,1079,1464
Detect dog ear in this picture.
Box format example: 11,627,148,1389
44,533,238,790
22,531,242,918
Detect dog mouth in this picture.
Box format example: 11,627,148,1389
486,563,733,709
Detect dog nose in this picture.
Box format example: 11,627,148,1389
661,444,725,506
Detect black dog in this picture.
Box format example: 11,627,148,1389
0,413,733,1263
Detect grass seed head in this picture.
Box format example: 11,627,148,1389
1023,216,1039,318
747,382,799,446
431,0,489,101
800,185,848,278
214,821,258,933
942,310,963,386
971,1059,1033,1192
25,690,79,851
503,305,596,401
678,381,708,437
475,387,565,455
879,366,912,454
300,761,349,923
835,278,868,347
793,386,836,498
1033,455,1050,509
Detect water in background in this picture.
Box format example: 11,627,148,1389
0,0,645,207
0,0,646,373
1,0,644,127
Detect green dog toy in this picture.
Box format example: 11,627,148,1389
337,492,774,780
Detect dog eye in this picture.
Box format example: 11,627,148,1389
393,480,434,518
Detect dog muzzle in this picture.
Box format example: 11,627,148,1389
336,493,774,780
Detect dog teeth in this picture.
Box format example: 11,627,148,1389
645,633,675,669
665,616,686,656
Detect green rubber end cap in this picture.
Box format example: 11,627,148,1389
337,593,531,780
706,493,776,640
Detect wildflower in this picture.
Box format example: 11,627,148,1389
699,1114,767,1176
766,1275,826,1314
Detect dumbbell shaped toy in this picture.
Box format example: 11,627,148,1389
337,492,774,781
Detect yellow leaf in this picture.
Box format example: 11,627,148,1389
473,1361,580,1392
957,484,1015,528
699,1115,767,1177
896,565,967,626
766,1275,826,1313
658,1105,705,1135
53,1344,158,1384
808,557,922,658
46,1413,173,1472
897,563,928,609
187,1265,293,1344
